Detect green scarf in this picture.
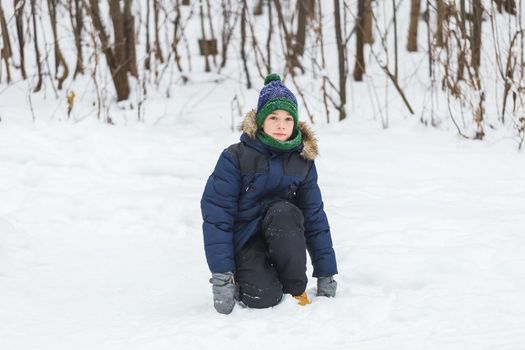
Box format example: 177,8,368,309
256,128,302,151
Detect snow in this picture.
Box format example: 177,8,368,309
1,113,525,349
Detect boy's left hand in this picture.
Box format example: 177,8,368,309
317,276,337,297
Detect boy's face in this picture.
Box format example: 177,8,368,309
262,109,294,141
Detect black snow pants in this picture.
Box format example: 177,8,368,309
234,201,307,309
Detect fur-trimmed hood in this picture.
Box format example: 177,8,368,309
239,109,318,160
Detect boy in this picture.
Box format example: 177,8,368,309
201,74,338,314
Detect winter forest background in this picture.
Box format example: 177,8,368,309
0,0,524,146
1,1,525,350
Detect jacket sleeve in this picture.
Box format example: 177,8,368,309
201,149,241,273
296,162,338,277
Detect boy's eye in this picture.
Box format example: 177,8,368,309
269,116,277,120
286,117,293,122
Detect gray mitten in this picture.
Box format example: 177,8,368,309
209,272,237,314
317,276,337,297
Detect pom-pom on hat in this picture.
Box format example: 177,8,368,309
256,73,299,128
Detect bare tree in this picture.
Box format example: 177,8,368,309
295,0,315,57
316,0,330,122
68,0,84,77
494,0,516,15
489,1,520,124
457,0,466,81
88,0,130,101
334,0,346,120
124,0,138,77
407,0,420,51
439,0,486,139
219,0,239,70
247,7,270,79
0,1,13,83
154,0,164,63
171,0,187,73
14,0,27,79
266,0,273,73
240,0,251,88
392,0,398,81
205,0,217,67
109,0,128,82
48,0,69,89
471,0,483,73
199,0,210,72
425,0,432,78
363,0,374,44
254,0,264,15
436,0,446,47
30,0,43,91
354,0,366,81
145,0,151,70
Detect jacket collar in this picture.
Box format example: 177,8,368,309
239,109,318,160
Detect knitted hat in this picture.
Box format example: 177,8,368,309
256,73,299,128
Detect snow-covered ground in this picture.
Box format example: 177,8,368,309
1,108,524,349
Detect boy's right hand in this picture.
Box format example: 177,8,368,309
209,272,236,314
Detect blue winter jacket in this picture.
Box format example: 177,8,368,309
201,110,338,277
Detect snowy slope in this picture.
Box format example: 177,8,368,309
1,113,525,349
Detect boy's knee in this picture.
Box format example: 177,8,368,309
263,201,304,238
266,201,303,220
239,283,283,309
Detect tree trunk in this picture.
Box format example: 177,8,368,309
363,0,374,44
240,0,251,88
205,0,217,66
317,0,330,123
154,0,164,63
494,0,516,15
425,0,431,77
30,0,43,91
0,1,13,82
456,0,466,80
407,0,420,51
393,0,398,81
471,0,482,72
254,0,264,15
334,0,347,120
145,0,151,70
48,0,69,89
67,0,84,77
436,0,446,47
199,0,210,72
266,0,273,73
124,0,138,77
354,0,365,81
89,0,130,101
14,0,27,79
172,1,183,72
108,0,130,100
295,0,314,57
